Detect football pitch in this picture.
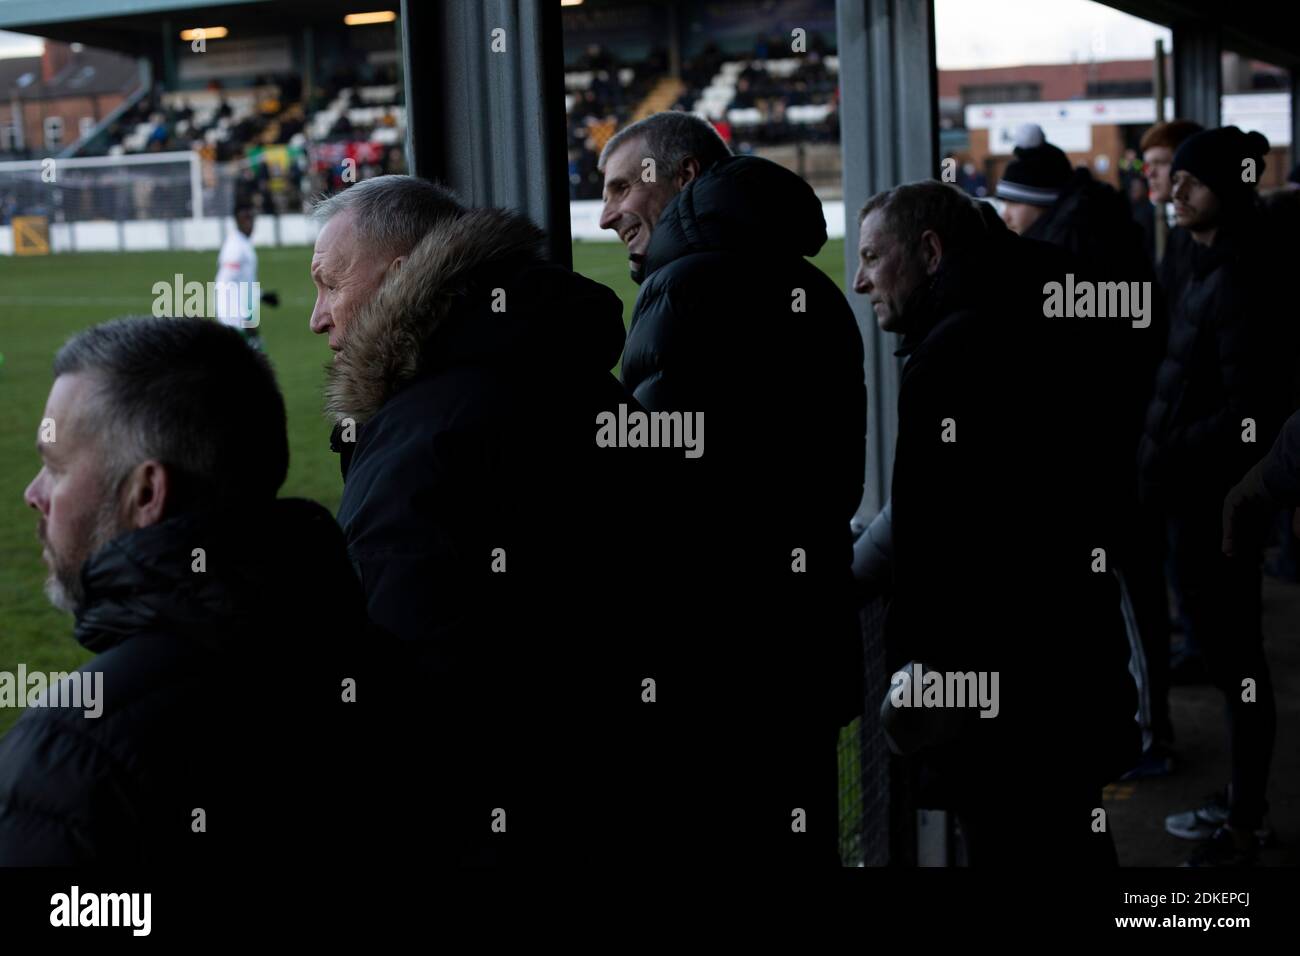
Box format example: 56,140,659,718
0,238,848,734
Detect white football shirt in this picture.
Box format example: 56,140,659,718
214,228,258,327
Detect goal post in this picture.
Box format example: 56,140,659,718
0,151,203,223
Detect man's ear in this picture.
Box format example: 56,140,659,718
919,229,944,276
387,255,406,277
121,460,170,530
676,156,703,188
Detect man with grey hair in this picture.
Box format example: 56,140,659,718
597,110,731,283
2,317,367,864
600,113,867,865
309,174,466,353
308,174,641,863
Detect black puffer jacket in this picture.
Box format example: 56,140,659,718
621,155,867,864
624,153,866,621
1139,206,1290,512
326,206,640,863
0,499,371,865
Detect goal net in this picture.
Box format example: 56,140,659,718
0,151,202,223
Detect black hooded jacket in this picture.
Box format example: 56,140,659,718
624,153,866,620
325,206,640,863
619,155,867,864
0,499,370,865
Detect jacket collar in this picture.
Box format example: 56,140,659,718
1189,204,1260,277
893,248,988,358
74,506,258,654
73,499,356,655
329,419,356,479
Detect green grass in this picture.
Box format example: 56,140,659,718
0,238,846,734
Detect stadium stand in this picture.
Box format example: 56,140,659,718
29,61,407,219
565,45,666,200
565,39,842,199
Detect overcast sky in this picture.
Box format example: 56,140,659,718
0,29,41,59
3,0,1174,66
936,0,1172,69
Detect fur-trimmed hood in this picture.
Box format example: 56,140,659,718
325,206,624,425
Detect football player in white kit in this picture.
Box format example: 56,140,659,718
214,205,278,349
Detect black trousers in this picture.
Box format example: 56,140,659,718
1167,508,1275,830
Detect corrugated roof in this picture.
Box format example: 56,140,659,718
0,46,136,97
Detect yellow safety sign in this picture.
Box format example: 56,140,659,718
13,216,50,256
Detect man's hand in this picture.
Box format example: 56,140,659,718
1223,460,1277,558
881,661,969,755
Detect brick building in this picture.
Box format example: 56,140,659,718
1,41,139,158
940,55,1292,191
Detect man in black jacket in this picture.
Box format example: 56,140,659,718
309,175,639,864
2,317,367,865
598,111,867,865
855,180,1139,866
1140,127,1287,866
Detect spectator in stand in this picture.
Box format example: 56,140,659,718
1142,119,1204,212
951,156,988,198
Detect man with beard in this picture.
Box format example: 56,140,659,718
1141,127,1287,865
0,316,368,864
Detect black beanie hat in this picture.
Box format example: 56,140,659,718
1171,126,1270,207
996,124,1074,206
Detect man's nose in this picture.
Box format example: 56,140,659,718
309,296,328,334
598,202,620,231
23,473,44,513
853,266,869,295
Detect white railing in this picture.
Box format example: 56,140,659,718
0,200,848,255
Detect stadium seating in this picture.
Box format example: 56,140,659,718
563,41,842,200
74,67,407,216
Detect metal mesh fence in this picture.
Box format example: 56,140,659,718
838,593,891,866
